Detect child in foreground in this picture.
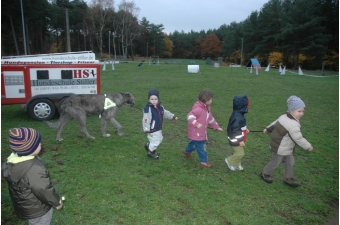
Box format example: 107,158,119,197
183,89,223,168
260,96,313,187
1,127,63,224
142,89,178,159
225,95,250,171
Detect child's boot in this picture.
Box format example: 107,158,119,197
148,150,159,159
284,178,299,188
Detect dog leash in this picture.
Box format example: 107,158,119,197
130,105,143,110
130,106,265,132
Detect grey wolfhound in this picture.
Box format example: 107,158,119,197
45,92,135,141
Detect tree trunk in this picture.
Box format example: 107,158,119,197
113,36,116,59
9,12,20,55
41,26,43,53
130,39,134,60
25,24,31,55
78,31,80,51
65,8,71,52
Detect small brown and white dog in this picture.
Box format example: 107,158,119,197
45,92,135,141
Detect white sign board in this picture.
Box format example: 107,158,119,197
188,65,200,73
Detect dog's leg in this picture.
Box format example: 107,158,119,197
72,109,95,140
108,117,124,136
55,115,72,141
101,118,110,137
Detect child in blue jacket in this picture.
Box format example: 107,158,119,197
142,89,178,159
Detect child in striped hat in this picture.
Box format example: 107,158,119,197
1,127,63,224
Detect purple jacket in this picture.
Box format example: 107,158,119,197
187,101,220,141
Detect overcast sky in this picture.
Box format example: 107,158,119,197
132,0,270,34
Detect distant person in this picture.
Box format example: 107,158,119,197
225,95,250,171
142,89,179,159
260,96,313,187
1,127,63,225
183,89,223,168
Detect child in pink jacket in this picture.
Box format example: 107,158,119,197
183,90,223,168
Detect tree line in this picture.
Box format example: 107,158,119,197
1,0,338,70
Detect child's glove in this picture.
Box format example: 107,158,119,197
56,196,65,210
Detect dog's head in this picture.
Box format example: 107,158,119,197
120,92,135,107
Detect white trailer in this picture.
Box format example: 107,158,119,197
1,51,101,120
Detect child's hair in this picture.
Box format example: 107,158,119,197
198,89,213,103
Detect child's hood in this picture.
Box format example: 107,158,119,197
2,153,35,182
233,95,249,113
147,89,161,105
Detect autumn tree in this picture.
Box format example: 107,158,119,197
201,34,223,59
163,33,173,57
228,49,242,64
268,51,283,67
323,51,339,70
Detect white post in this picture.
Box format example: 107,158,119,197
280,66,286,75
298,66,304,75
265,64,270,71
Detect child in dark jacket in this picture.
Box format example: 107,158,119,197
142,89,178,159
225,95,250,171
1,127,63,224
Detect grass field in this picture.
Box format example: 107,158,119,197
1,60,339,224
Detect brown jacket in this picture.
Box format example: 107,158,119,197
266,113,311,155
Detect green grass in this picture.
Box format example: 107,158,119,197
1,61,339,225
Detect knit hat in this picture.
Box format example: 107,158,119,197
9,128,41,156
148,89,160,102
287,96,305,112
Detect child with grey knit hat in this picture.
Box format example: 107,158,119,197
260,96,313,187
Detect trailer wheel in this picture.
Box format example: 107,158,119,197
29,99,56,121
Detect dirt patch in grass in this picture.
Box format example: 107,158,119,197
324,199,339,225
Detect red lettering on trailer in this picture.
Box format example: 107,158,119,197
83,69,89,78
73,69,82,78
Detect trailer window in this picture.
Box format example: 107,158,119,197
61,70,73,79
37,70,49,79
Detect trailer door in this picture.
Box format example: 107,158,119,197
2,70,26,99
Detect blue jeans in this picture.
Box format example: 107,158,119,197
185,140,207,163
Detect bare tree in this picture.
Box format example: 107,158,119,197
88,0,114,59
116,0,139,60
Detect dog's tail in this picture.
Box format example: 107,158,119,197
44,120,61,129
